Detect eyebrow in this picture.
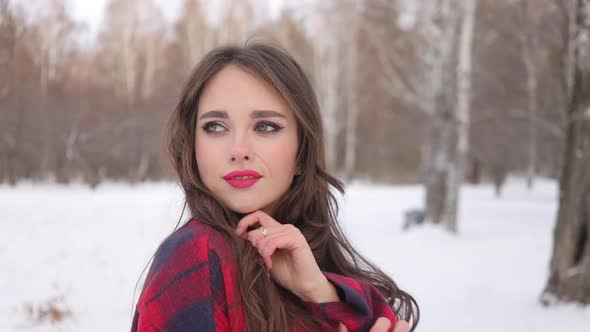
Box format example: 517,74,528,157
199,110,227,120
199,110,287,120
251,110,287,119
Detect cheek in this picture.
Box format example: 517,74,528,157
267,138,298,177
195,137,220,176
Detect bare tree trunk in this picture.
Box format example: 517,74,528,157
119,2,141,181
520,0,539,189
343,2,359,181
524,49,538,190
541,0,590,305
445,0,477,233
311,4,342,172
423,0,457,225
35,0,72,180
316,44,339,171
178,0,212,70
0,0,19,185
216,0,251,46
39,47,51,178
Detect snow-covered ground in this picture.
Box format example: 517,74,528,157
1,178,589,331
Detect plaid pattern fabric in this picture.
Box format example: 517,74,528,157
131,220,397,331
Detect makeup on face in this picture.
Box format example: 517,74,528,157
195,65,299,214
198,110,286,136
223,169,262,189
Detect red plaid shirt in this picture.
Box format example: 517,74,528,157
131,219,397,331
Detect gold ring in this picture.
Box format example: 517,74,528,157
259,227,268,237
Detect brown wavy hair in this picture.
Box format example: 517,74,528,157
161,42,419,331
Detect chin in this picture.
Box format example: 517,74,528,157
227,202,265,215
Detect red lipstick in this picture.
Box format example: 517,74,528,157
223,170,262,189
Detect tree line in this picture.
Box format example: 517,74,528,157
1,0,588,307
0,0,567,188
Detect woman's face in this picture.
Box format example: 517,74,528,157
195,65,299,215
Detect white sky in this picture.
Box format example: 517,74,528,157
68,0,285,38
70,0,183,34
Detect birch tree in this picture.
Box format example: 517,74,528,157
315,41,341,171
421,0,459,228
33,0,74,177
518,0,541,189
308,1,346,172
261,9,314,79
0,0,13,101
176,0,212,71
100,0,163,181
416,0,478,232
0,0,18,184
362,0,473,226
343,1,360,180
443,0,477,232
216,0,253,46
363,0,425,112
100,0,140,125
541,0,590,305
308,0,362,177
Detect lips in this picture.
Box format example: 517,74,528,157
223,170,262,189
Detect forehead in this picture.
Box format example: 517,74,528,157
198,65,292,118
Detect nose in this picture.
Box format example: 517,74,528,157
229,137,252,162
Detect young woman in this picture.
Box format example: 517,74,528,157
131,42,419,332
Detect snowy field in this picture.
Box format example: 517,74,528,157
1,178,589,331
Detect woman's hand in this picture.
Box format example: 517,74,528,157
235,210,332,302
339,318,410,332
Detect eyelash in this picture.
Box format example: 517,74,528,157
201,122,226,133
201,121,284,134
255,121,284,133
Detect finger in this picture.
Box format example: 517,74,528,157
256,228,300,269
255,228,294,269
369,317,391,332
251,226,298,269
257,225,300,254
339,323,348,332
235,211,265,237
246,222,294,247
235,210,277,237
246,226,275,247
393,320,410,332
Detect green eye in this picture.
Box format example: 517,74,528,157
255,121,282,133
202,122,226,133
